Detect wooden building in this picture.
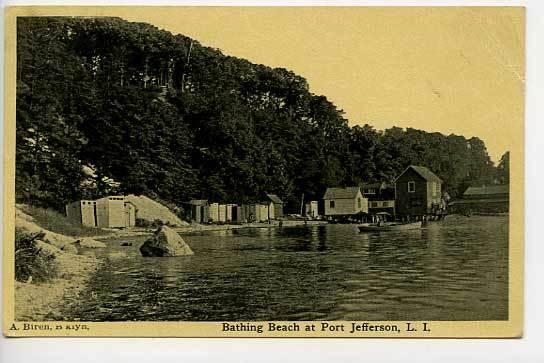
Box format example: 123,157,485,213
231,205,243,224
188,199,208,223
449,184,509,214
361,182,395,219
361,182,388,197
209,203,219,223
394,165,443,217
265,193,284,219
124,201,137,227
304,201,319,219
323,187,368,217
95,196,131,228
66,200,98,227
218,204,227,222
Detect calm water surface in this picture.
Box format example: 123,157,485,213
54,216,508,321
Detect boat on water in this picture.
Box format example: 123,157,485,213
358,221,423,232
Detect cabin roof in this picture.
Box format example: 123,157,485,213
265,193,283,204
395,165,442,183
463,185,509,197
323,187,361,200
188,199,208,205
361,182,384,189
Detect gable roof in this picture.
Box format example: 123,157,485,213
395,165,442,183
188,199,208,205
323,187,361,200
265,193,283,204
463,185,509,197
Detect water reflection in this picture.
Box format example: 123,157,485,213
53,216,508,322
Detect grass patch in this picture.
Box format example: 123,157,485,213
15,228,58,283
19,205,110,237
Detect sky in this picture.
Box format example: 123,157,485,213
120,7,524,163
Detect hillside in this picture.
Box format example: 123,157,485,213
16,17,500,212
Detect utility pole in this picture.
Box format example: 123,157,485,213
300,193,304,216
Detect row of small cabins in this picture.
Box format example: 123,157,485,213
65,166,509,228
187,194,284,224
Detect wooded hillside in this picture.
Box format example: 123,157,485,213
16,17,502,212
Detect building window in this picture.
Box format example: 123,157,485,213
408,181,415,193
365,188,376,195
357,198,361,208
330,201,335,209
372,202,378,208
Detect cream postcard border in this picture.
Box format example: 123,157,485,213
2,6,524,338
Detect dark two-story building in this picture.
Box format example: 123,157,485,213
361,182,396,220
395,165,443,217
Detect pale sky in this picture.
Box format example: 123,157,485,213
121,7,524,163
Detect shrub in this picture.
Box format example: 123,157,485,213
136,218,153,228
136,218,165,229
152,219,164,228
15,228,58,283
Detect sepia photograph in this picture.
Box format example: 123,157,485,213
3,6,524,337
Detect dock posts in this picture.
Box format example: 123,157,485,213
422,215,428,227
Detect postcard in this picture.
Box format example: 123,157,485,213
3,6,524,337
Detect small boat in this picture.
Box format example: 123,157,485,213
358,221,423,232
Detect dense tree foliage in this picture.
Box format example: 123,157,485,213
497,151,510,184
16,17,501,212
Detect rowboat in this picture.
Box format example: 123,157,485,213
358,221,423,232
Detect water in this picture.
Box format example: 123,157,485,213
53,216,508,321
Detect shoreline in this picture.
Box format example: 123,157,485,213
14,216,325,320
92,219,328,239
14,213,507,320
15,207,106,320
15,252,103,321
174,220,327,234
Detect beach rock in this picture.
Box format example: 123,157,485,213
74,238,107,248
139,225,193,257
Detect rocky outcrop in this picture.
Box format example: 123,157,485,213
140,225,193,257
16,208,76,250
16,207,107,253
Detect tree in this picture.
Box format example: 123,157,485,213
497,151,510,184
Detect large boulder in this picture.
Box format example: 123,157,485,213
139,225,193,257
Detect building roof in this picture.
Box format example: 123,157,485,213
323,187,361,200
449,198,509,205
361,182,385,189
463,185,509,197
265,193,283,204
188,199,208,205
396,165,442,183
